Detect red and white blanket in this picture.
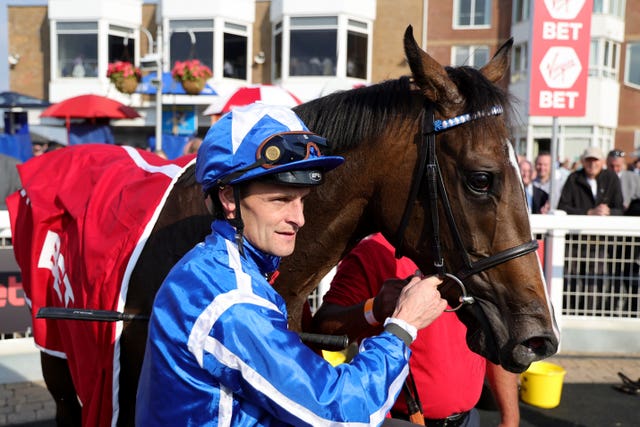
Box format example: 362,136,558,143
7,145,195,427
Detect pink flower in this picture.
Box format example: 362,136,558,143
107,61,142,82
172,60,213,82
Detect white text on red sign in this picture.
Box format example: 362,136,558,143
542,22,584,40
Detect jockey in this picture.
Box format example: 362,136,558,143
135,103,447,426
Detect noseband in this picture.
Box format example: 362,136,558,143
394,104,539,311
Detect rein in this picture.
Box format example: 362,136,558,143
394,103,539,311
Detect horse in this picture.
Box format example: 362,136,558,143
12,26,559,427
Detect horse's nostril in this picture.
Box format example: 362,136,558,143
525,337,547,352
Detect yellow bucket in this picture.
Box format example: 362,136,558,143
322,350,347,366
520,361,566,409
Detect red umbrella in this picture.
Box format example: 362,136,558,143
41,94,140,120
40,94,140,145
203,85,302,116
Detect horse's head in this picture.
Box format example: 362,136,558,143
397,26,559,373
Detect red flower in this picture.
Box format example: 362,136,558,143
107,61,142,82
172,60,213,82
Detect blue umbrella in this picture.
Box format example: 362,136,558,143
136,71,217,95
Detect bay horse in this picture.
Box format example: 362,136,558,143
15,26,558,427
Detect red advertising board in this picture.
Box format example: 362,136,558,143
529,0,593,117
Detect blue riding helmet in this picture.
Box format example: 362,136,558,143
195,103,344,191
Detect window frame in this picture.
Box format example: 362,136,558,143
453,0,492,29
589,38,620,79
168,19,215,72
54,21,99,79
624,41,640,89
274,15,371,82
512,0,530,24
451,45,490,68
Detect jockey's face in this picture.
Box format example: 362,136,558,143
221,181,310,257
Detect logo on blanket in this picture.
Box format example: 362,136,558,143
37,231,75,306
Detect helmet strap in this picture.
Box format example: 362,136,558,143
228,186,245,256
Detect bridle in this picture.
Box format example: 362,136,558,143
394,103,539,311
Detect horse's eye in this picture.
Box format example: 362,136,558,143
467,172,492,192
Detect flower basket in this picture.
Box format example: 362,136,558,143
172,60,213,96
107,61,141,94
181,79,206,95
115,75,139,94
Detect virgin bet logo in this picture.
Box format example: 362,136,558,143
37,230,75,307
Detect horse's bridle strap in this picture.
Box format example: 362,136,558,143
457,239,539,280
393,103,538,299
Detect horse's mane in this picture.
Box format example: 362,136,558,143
294,67,512,155
293,76,420,154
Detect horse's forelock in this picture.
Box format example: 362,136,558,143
293,77,420,155
444,65,512,121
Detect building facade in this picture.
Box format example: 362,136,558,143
1,0,639,163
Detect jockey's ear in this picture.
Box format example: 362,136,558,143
218,186,237,220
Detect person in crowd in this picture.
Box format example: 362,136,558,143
135,104,448,426
558,146,624,314
606,149,640,215
558,147,623,216
519,158,549,214
0,153,21,210
182,136,203,156
533,151,567,209
633,157,640,175
312,233,520,427
31,140,48,157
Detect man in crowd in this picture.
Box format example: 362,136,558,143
534,151,567,209
136,104,448,426
312,233,520,427
519,158,549,214
606,149,640,215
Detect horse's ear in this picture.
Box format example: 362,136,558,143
480,38,513,83
403,25,462,106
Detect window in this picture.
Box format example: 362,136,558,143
289,17,337,77
223,22,248,80
452,45,489,68
593,0,625,18
511,43,528,83
169,20,214,71
454,0,491,28
624,42,640,88
589,38,620,79
56,22,98,78
513,0,530,23
346,19,368,79
108,25,136,64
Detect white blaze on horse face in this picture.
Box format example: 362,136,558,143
506,144,560,342
38,230,75,307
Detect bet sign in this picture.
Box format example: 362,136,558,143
529,0,593,116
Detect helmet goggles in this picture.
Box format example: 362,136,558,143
217,131,334,185
257,132,327,168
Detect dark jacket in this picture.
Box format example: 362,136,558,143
557,168,624,215
532,186,549,214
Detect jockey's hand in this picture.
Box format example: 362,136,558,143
392,275,447,330
372,278,410,321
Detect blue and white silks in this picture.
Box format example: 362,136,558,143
136,220,410,426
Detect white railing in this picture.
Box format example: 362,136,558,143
531,212,640,353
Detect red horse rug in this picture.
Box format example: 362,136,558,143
7,145,195,427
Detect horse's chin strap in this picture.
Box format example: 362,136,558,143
393,103,539,309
